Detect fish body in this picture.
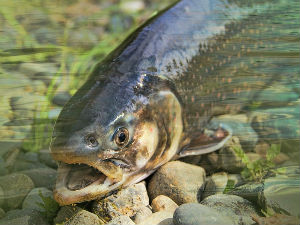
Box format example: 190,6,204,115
50,0,298,205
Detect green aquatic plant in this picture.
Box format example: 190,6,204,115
233,143,281,182
38,191,60,223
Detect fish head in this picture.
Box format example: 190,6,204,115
50,74,183,205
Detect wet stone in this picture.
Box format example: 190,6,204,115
54,205,81,225
133,206,153,224
201,194,260,225
92,182,149,222
19,63,58,85
10,93,48,119
0,173,34,211
258,166,300,217
0,157,8,176
227,174,244,188
22,187,58,217
120,0,145,13
0,187,4,208
106,215,135,225
203,172,228,199
148,161,206,205
2,148,20,172
0,208,4,219
52,91,71,106
173,203,234,225
12,160,48,172
136,211,173,225
252,213,300,225
64,209,102,225
38,149,57,169
151,195,178,213
20,167,57,188
23,152,39,163
228,182,264,204
219,136,244,173
0,208,49,225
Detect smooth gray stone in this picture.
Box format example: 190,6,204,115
173,203,233,225
0,208,48,225
22,187,58,218
201,194,259,225
229,182,263,204
258,166,300,217
0,173,34,211
20,167,57,188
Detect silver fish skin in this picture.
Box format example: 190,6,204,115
50,0,292,205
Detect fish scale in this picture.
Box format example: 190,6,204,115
50,0,299,205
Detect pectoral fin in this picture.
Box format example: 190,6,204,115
179,122,232,157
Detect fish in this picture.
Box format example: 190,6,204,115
50,0,299,205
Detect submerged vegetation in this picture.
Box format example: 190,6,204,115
233,144,282,182
0,0,175,152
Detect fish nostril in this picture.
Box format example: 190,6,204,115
85,135,99,148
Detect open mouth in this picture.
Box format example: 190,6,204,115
54,160,130,205
66,164,107,191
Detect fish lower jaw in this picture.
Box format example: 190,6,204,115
54,162,123,205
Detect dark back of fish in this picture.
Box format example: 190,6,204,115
89,0,299,142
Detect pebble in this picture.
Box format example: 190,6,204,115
0,187,3,208
0,157,8,176
228,182,263,204
106,215,135,225
10,93,48,119
133,206,153,224
219,136,244,173
0,173,34,211
148,161,206,205
227,174,244,187
92,182,149,222
0,208,49,225
0,208,5,219
173,203,234,225
258,166,300,217
203,172,228,199
120,0,145,13
22,188,58,215
136,211,173,225
19,63,58,85
38,149,58,169
52,91,71,106
20,167,57,188
64,209,102,225
151,195,178,213
54,205,81,224
201,194,259,225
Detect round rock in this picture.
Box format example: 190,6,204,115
201,194,259,225
136,211,173,225
22,187,58,216
92,182,149,222
173,203,233,225
151,195,178,213
148,161,206,205
0,173,34,210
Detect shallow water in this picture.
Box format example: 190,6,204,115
0,0,299,224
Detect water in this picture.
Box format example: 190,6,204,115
0,0,299,224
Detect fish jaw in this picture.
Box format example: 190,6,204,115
53,161,128,205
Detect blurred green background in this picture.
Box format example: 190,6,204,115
0,0,176,154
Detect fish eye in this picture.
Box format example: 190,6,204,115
85,135,98,147
114,127,129,147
